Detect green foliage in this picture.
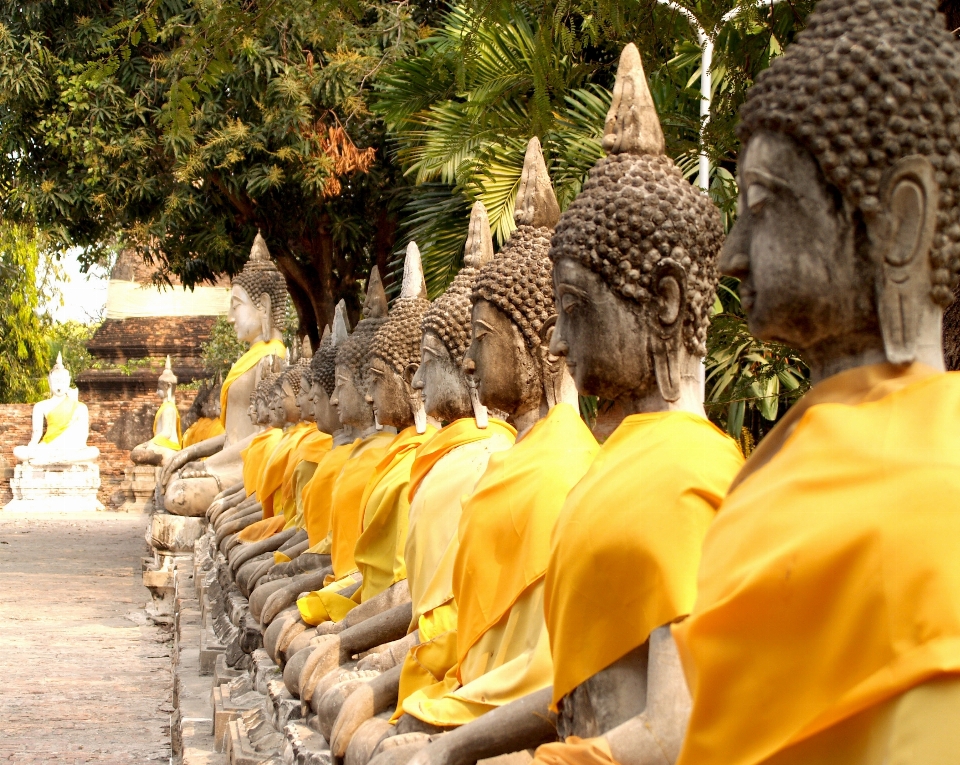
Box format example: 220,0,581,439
47,320,98,380
0,226,54,403
705,278,810,439
0,0,427,340
201,317,247,380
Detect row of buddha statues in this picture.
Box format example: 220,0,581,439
149,3,960,763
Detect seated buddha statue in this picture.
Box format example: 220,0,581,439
262,267,399,661
14,353,100,466
181,382,225,448
389,44,744,765
671,3,960,764
161,232,288,516
331,139,598,765
285,245,438,694
233,352,321,546
131,356,182,467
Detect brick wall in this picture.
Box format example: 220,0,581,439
0,392,198,509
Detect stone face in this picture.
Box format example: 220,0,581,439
3,462,104,512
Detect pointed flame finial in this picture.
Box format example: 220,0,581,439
301,335,314,361
54,352,64,370
514,137,560,229
400,241,428,301
602,43,665,157
320,324,331,344
333,300,350,346
250,231,271,262
159,354,178,385
464,202,495,269
362,266,389,319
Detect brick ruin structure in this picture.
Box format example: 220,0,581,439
0,251,231,509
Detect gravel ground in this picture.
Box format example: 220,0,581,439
0,512,172,764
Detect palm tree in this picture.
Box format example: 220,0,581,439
376,0,815,441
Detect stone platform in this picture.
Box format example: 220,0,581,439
2,462,104,512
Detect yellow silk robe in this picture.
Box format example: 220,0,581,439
303,442,357,549
220,338,286,427
182,416,224,448
545,411,743,708
297,430,397,625
42,397,79,444
393,419,517,722
281,429,333,531
150,400,182,450
402,405,598,727
241,428,282,496
673,364,960,765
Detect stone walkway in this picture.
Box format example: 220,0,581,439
0,512,171,764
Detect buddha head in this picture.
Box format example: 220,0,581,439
272,362,304,426
229,232,289,345
311,302,347,434
332,268,388,431
724,0,960,376
253,370,281,427
298,334,320,423
48,353,72,398
549,44,723,409
464,137,565,422
369,242,430,432
157,356,178,400
415,202,494,423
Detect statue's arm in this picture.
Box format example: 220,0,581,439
603,626,691,765
406,687,557,765
203,430,258,470
29,404,45,445
161,433,227,483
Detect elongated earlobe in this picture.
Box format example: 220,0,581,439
651,260,686,403
870,156,939,364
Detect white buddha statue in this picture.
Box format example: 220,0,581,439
13,353,100,466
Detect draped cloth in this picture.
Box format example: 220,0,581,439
240,428,282,497
401,405,598,727
353,425,437,602
182,417,224,448
673,365,960,765
405,418,517,627
220,338,286,427
297,431,397,625
303,442,357,549
280,429,332,512
41,397,79,444
546,411,743,708
258,421,316,519
150,400,182,451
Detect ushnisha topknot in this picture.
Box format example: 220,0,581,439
472,138,560,351
312,301,349,396
233,232,289,330
277,364,303,397
254,371,281,404
158,355,177,386
337,268,388,392
372,242,430,375
549,44,723,357
423,202,495,362
739,0,960,306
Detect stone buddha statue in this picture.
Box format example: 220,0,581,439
131,356,182,467
14,353,100,466
260,268,398,662
291,210,519,754
347,137,595,765
671,3,960,764
162,232,288,516
181,382,225,448
280,247,437,700
383,45,744,765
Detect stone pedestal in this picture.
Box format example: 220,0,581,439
143,512,208,618
119,465,160,513
2,462,104,512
